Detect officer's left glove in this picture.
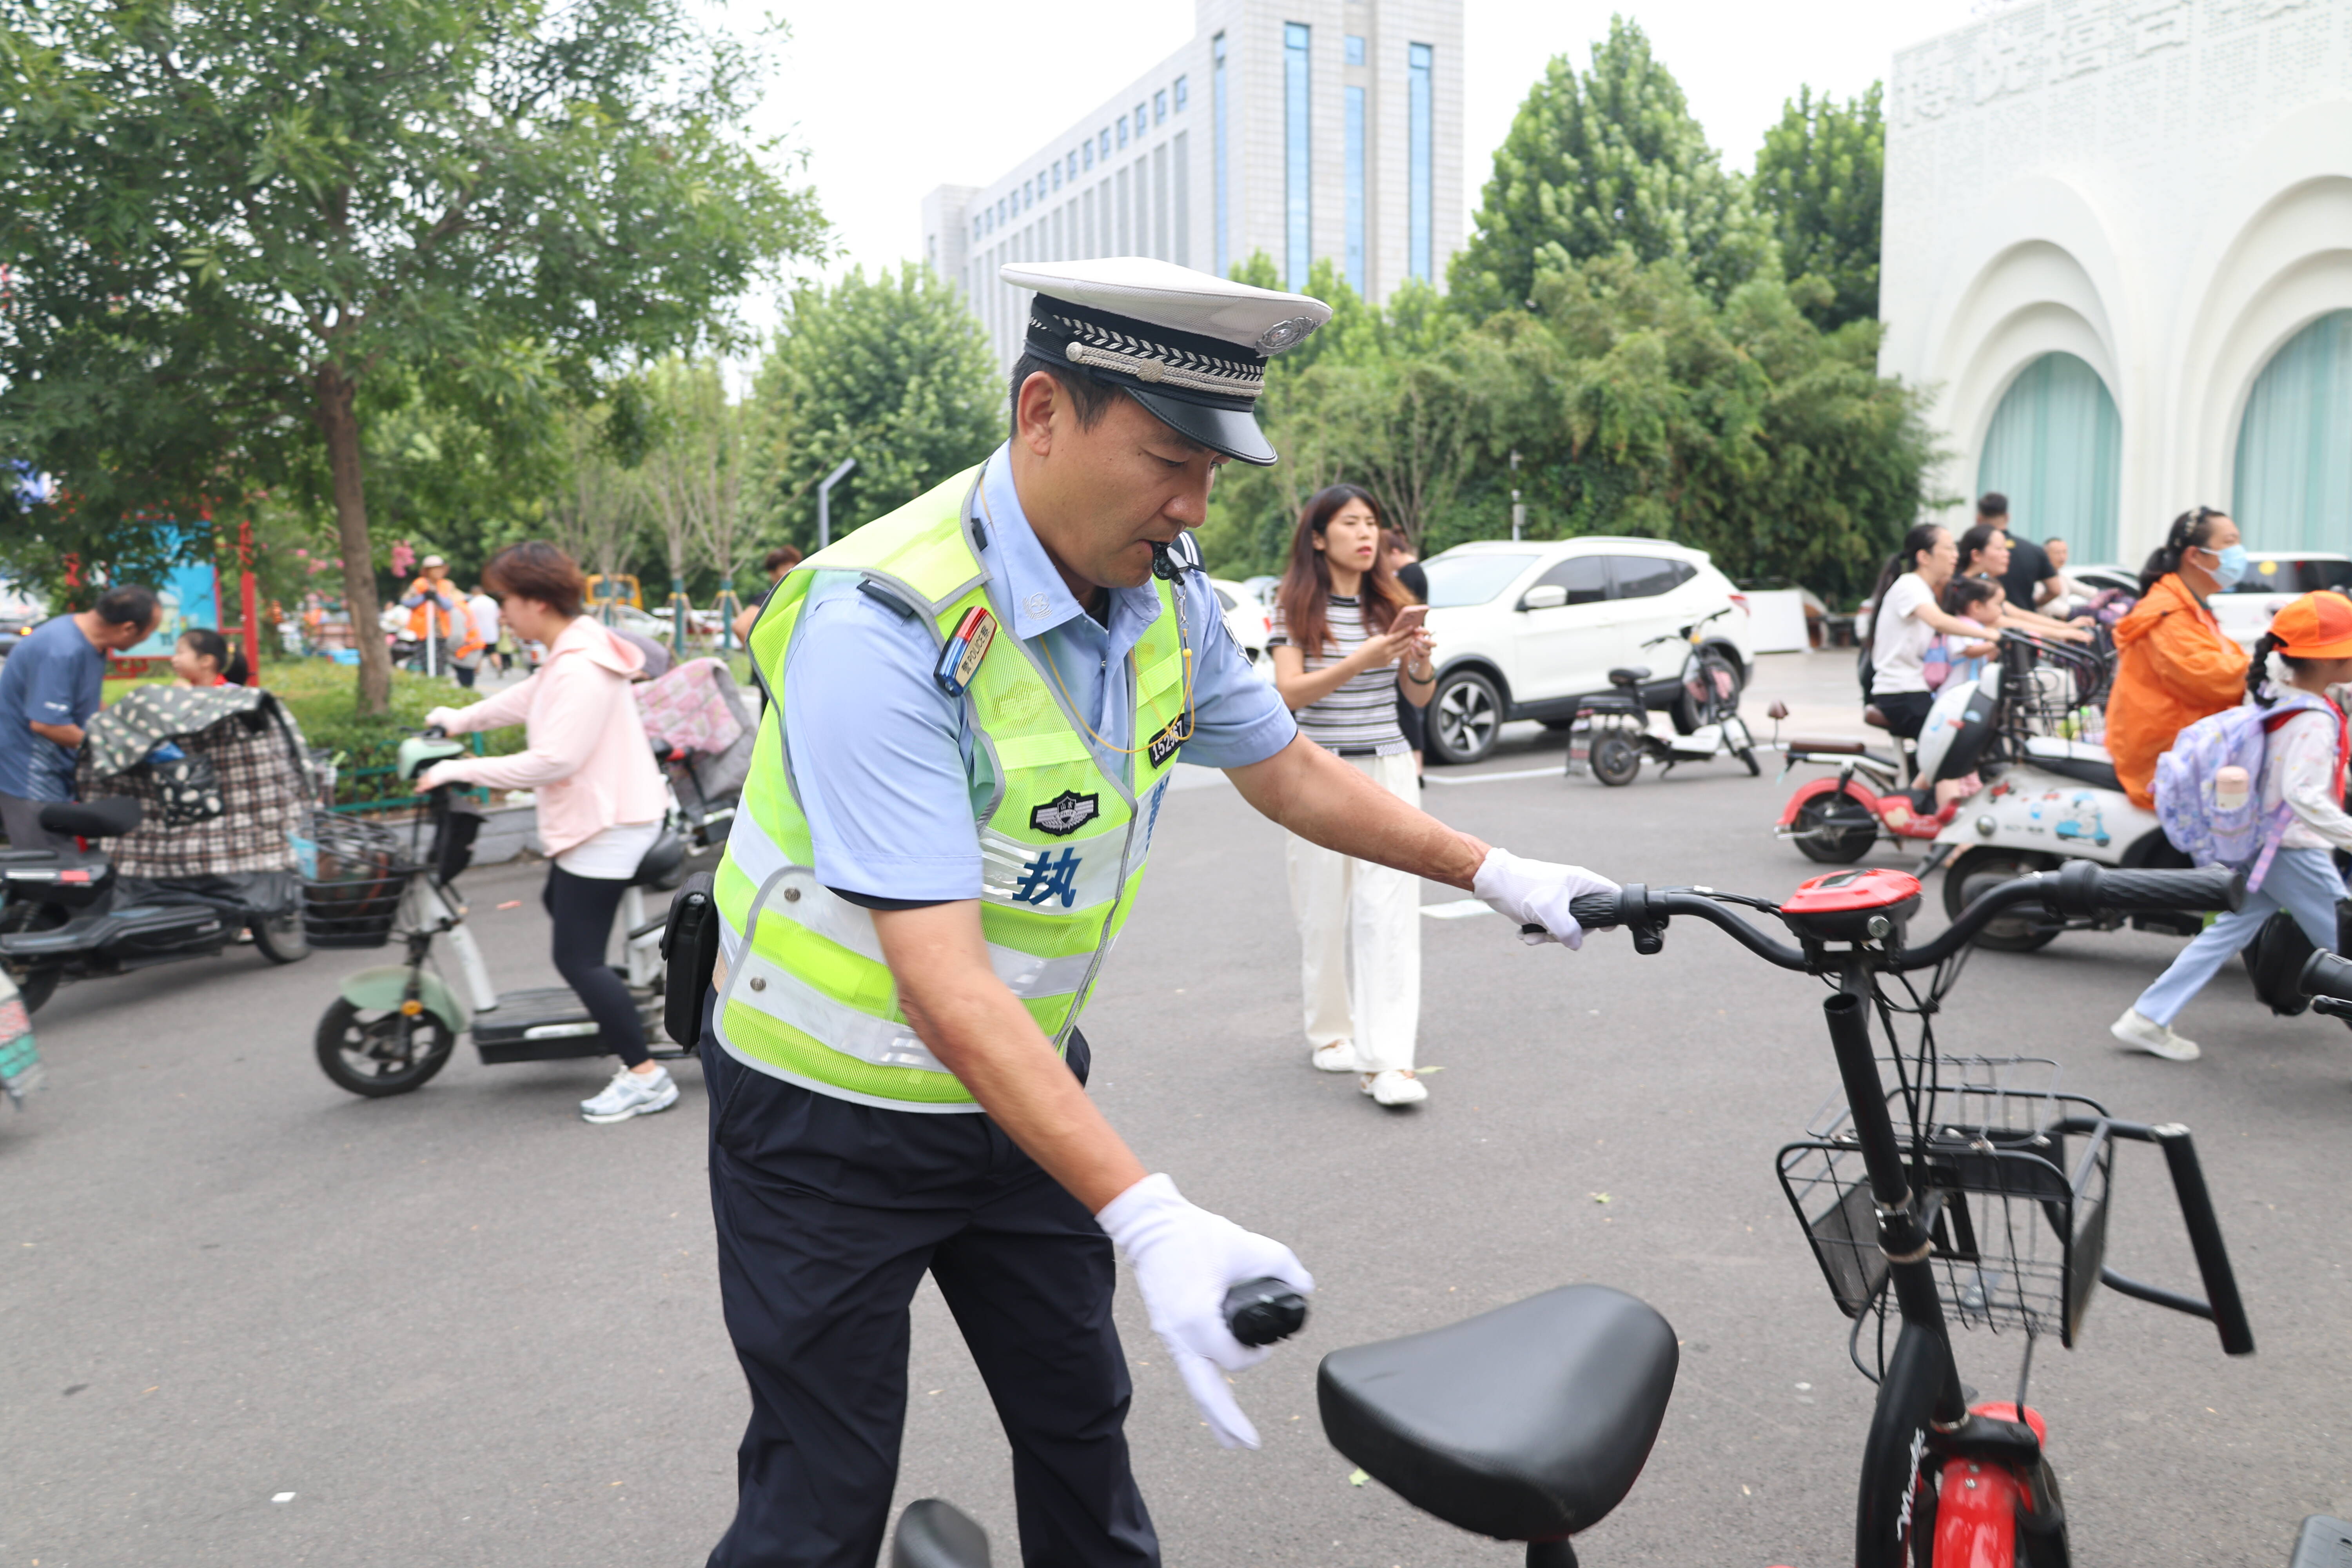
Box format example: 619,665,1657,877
1096,1173,1312,1451
1474,848,1621,949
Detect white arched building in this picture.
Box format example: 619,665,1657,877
1880,0,2352,566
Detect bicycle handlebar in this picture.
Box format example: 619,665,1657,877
1570,862,2244,971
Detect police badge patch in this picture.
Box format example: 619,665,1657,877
1029,789,1100,837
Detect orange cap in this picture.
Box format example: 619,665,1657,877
2268,591,2352,659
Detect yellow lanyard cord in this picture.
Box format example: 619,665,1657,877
976,483,1197,758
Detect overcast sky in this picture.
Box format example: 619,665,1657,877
746,0,1985,291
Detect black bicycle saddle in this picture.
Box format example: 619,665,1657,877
1607,666,1649,688
1318,1284,1678,1543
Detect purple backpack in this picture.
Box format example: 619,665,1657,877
2152,695,2325,891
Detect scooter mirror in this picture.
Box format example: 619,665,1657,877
1767,701,1790,721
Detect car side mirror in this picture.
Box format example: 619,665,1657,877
1519,584,1568,610
1767,700,1790,721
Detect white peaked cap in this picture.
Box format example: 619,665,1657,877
1000,258,1331,464
1000,258,1331,358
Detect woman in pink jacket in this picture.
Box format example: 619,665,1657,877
419,542,677,1125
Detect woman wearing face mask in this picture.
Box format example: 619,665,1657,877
2105,506,2252,809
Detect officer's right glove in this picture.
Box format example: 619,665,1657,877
1096,1173,1312,1451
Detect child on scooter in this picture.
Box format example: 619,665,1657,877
1930,579,2002,694
2112,591,2352,1061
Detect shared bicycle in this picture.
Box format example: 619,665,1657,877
886,861,2352,1567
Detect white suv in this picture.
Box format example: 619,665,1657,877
2211,552,2352,648
1417,538,1755,764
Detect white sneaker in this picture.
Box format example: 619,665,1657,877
1359,1069,1428,1107
2110,1009,2200,1062
1312,1040,1361,1073
581,1065,680,1123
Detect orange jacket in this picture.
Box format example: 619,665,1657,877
2106,573,2249,808
404,577,483,659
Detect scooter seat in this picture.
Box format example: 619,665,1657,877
38,797,143,839
1318,1285,1677,1543
629,830,689,889
1862,705,1892,731
2022,736,2121,792
1606,667,1649,689
1788,736,1869,755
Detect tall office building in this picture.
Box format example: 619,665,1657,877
922,0,1463,370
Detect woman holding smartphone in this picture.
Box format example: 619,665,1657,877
1268,485,1439,1107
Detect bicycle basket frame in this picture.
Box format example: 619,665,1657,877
1779,1056,2115,1354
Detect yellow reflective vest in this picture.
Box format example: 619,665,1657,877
711,467,1193,1111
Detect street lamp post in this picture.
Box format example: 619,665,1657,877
816,457,858,551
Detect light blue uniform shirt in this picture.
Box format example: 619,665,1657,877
781,446,1296,903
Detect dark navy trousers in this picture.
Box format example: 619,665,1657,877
701,1018,1159,1568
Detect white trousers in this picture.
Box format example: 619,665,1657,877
1285,750,1422,1073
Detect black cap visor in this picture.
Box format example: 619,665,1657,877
1124,387,1277,466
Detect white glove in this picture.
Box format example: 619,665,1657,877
1473,848,1621,949
424,706,466,733
1096,1173,1312,1450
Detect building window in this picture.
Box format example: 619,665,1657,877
1174,74,1187,111
1408,42,1434,281
1154,89,1167,124
1153,141,1169,259
1982,352,2123,561
1051,163,1062,191
2236,310,2352,554
1069,151,1078,181
1345,33,1365,65
1345,83,1366,294
1118,116,1129,150
1100,128,1111,159
1172,130,1189,267
1285,22,1311,291
1083,140,1094,171
1212,34,1229,276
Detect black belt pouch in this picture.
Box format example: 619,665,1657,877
661,871,722,1048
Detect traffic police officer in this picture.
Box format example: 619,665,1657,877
701,257,1616,1567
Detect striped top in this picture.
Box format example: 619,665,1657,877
1269,594,1410,756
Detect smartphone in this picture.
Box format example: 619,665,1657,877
1391,604,1428,637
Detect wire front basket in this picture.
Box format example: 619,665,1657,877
297,812,417,949
1994,630,2114,742
1777,1055,2114,1362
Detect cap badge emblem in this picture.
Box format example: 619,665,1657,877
1255,316,1317,352
1132,357,1165,383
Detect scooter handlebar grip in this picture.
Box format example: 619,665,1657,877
2083,864,2245,916
1221,1277,1308,1348
2299,947,2352,1003
1569,891,1622,929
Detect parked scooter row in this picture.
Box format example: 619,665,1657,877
1771,629,2202,951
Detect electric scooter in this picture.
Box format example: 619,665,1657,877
1565,607,1759,786
310,733,690,1097
0,797,310,1014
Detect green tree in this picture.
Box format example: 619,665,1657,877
1448,17,1773,319
0,0,824,711
750,263,1000,551
636,358,752,642
1753,84,1885,330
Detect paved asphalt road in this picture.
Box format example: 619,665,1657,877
7,653,2348,1567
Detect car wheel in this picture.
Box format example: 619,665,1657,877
1428,670,1502,765
1672,648,1744,734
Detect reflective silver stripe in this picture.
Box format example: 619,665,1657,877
979,824,1132,911
727,816,1101,996
726,944,953,1075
